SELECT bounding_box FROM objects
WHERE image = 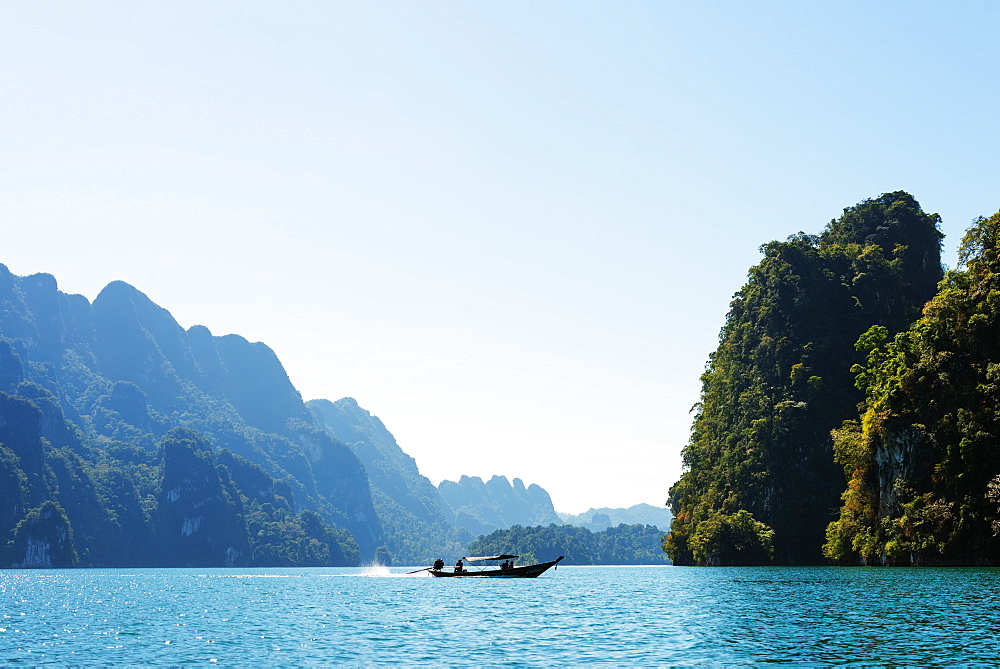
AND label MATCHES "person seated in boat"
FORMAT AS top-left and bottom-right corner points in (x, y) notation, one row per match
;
(454, 559), (464, 573)
(501, 560), (510, 570)
(433, 558), (445, 571)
